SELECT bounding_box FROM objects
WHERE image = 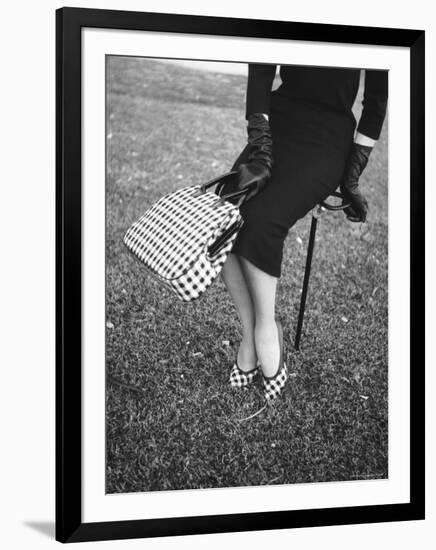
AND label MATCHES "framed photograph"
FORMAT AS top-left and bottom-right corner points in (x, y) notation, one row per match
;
(56, 6), (425, 543)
